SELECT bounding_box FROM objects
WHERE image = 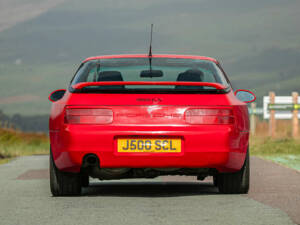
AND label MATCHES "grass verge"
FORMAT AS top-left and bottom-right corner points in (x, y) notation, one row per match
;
(250, 136), (300, 171)
(0, 128), (49, 164)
